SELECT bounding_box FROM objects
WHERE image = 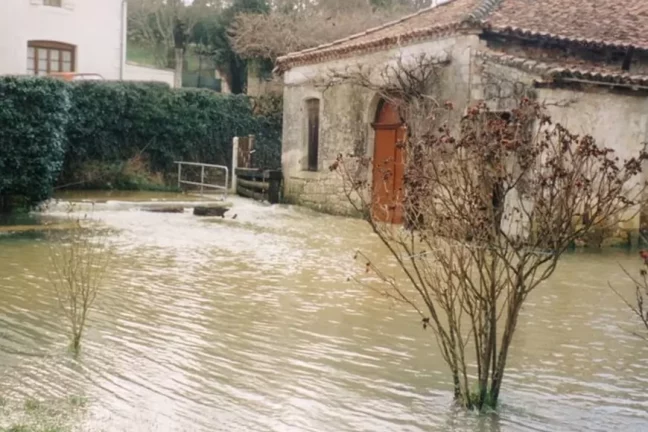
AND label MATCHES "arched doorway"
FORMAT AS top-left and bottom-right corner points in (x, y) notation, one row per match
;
(372, 100), (405, 224)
